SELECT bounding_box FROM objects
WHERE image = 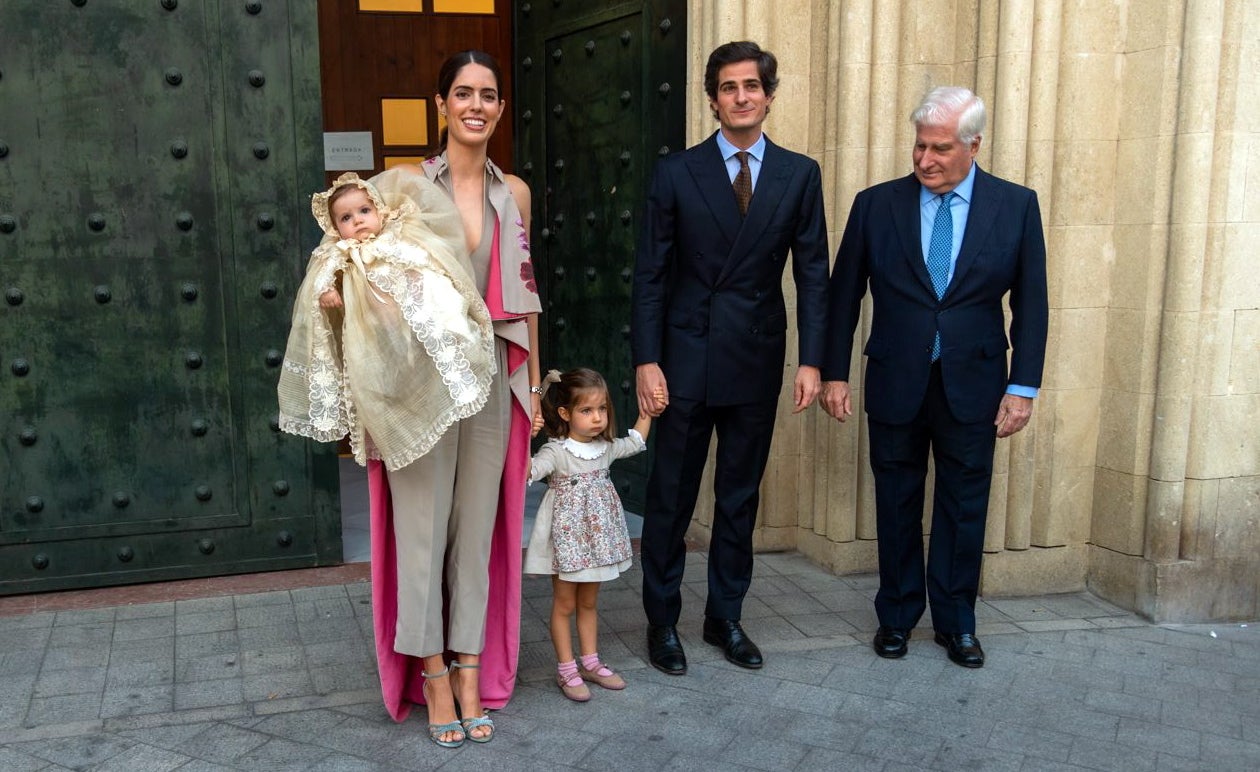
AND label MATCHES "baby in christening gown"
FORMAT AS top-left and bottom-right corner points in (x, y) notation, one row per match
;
(277, 170), (496, 470)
